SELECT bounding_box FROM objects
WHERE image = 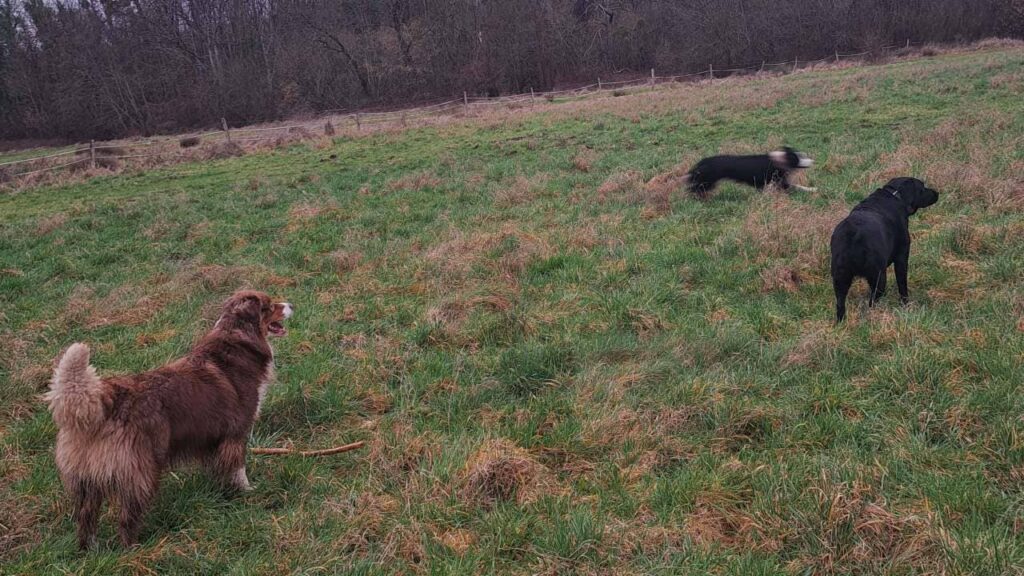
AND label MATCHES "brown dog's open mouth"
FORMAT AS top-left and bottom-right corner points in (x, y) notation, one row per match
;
(268, 322), (287, 337)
